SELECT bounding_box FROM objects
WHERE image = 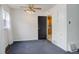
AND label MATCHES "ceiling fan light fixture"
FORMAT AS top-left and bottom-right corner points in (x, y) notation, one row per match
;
(22, 4), (42, 14)
(26, 10), (34, 14)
